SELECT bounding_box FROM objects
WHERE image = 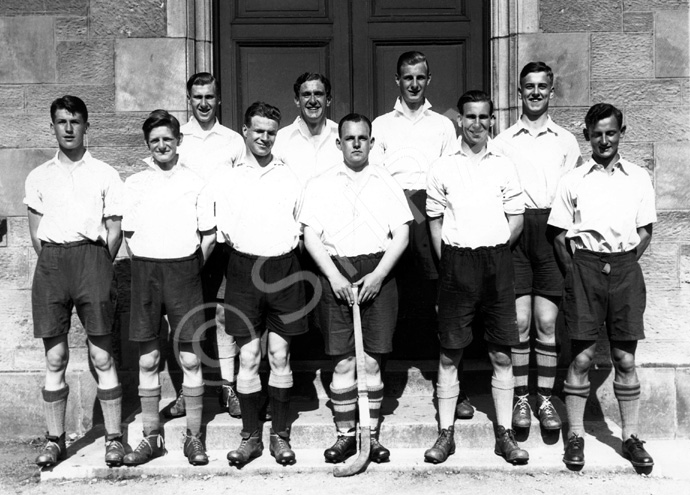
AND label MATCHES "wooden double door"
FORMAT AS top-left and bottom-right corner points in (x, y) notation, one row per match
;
(216, 0), (488, 131)
(216, 0), (488, 358)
